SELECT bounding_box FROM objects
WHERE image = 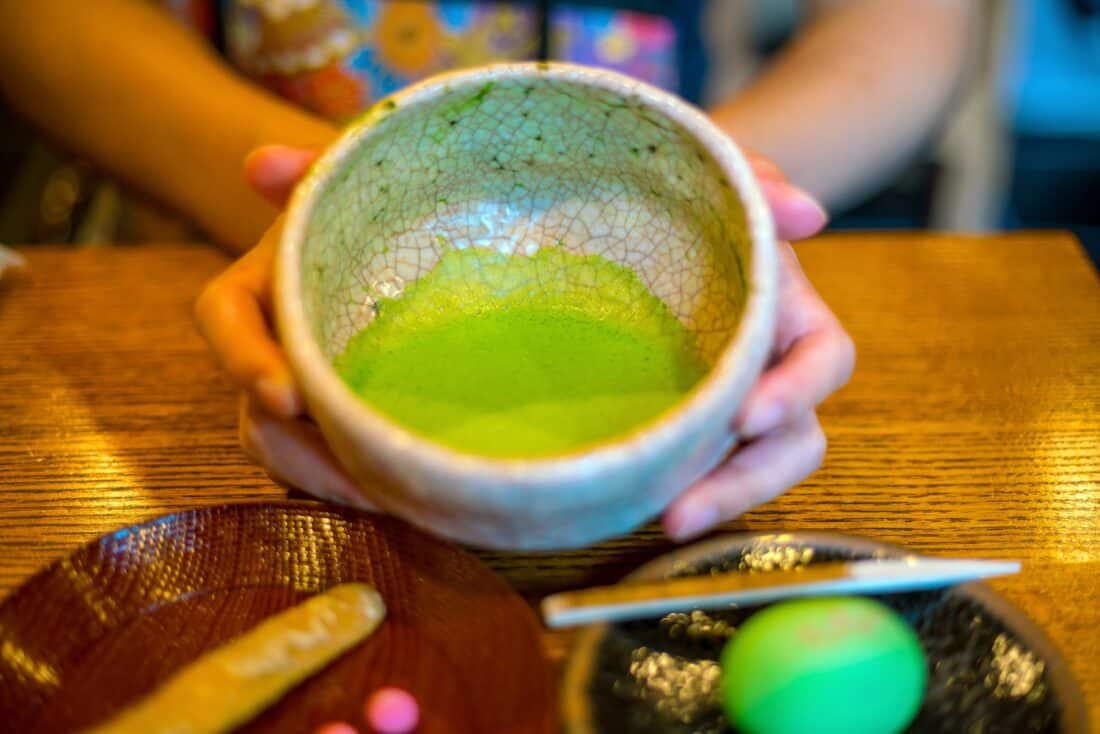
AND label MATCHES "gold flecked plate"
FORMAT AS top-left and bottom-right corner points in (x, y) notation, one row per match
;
(0, 501), (555, 733)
